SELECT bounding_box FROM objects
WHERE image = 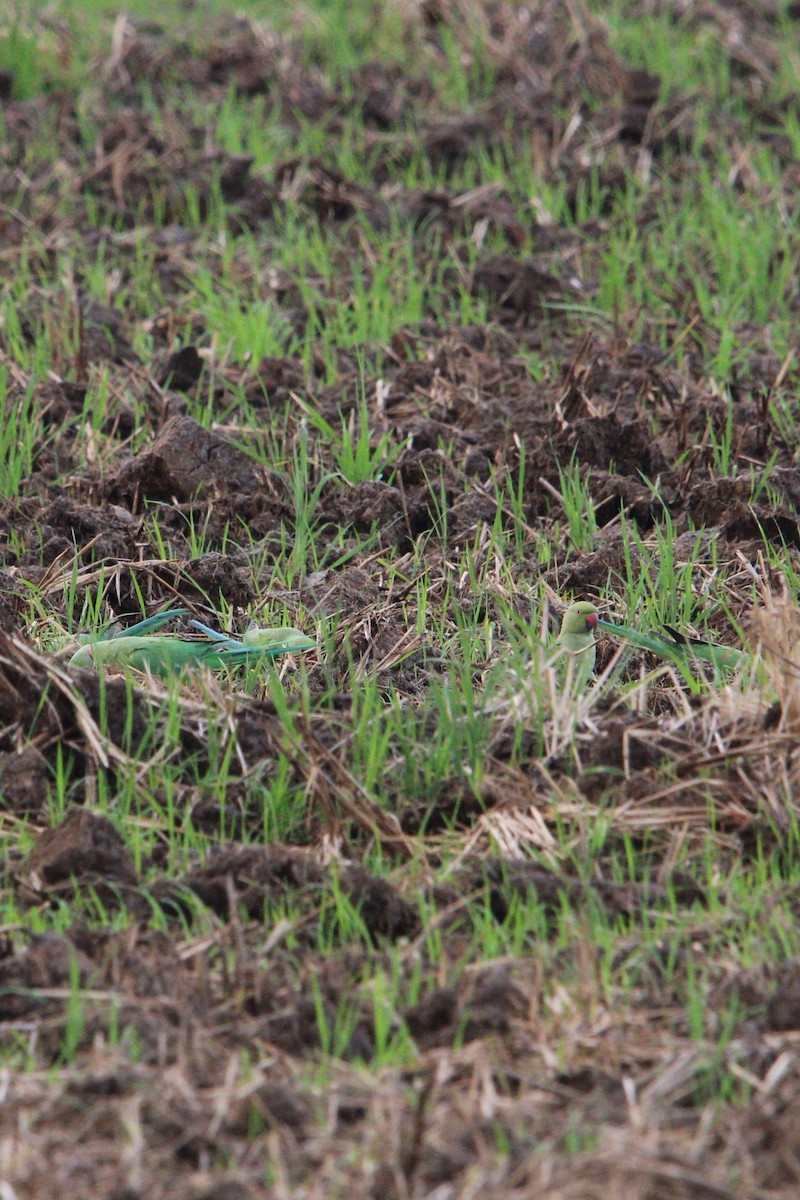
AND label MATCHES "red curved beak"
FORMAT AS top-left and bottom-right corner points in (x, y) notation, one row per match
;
(585, 612), (599, 629)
